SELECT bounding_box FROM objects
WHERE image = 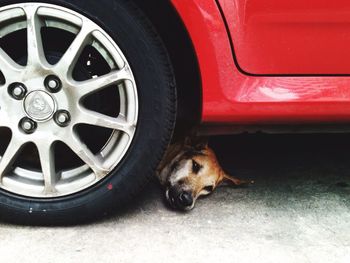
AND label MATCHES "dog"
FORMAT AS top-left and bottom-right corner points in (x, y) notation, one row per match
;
(157, 137), (253, 211)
